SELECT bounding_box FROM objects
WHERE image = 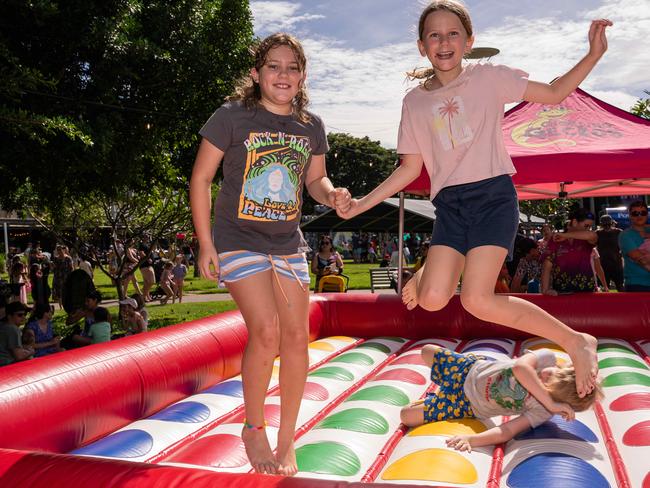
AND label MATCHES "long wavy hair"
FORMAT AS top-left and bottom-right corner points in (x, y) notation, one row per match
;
(228, 33), (311, 123)
(408, 1), (474, 86)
